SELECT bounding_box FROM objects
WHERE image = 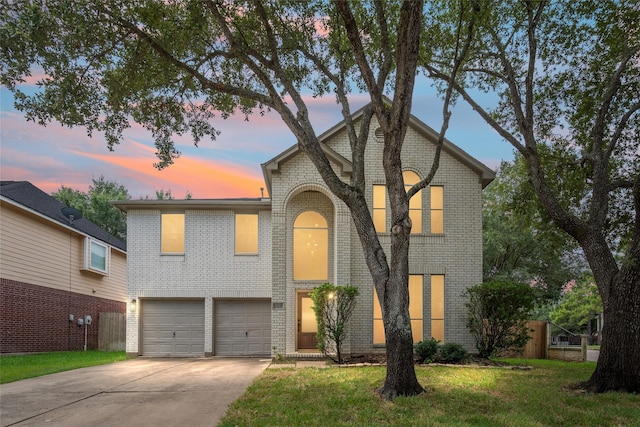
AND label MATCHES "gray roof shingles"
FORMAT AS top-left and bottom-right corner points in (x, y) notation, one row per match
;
(0, 181), (126, 252)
